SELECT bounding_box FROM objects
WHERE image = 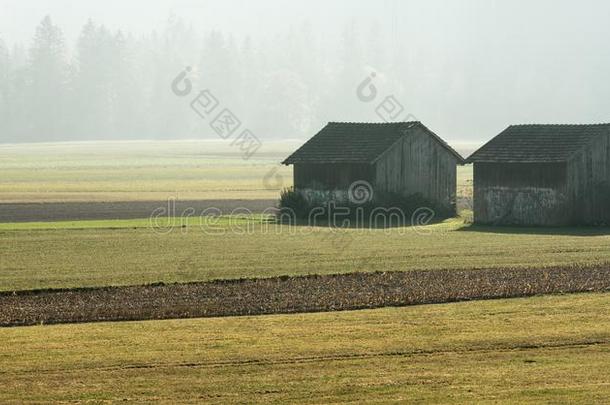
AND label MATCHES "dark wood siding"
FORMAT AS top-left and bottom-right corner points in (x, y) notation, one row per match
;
(566, 133), (610, 224)
(374, 126), (458, 211)
(294, 163), (375, 190)
(473, 162), (570, 225)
